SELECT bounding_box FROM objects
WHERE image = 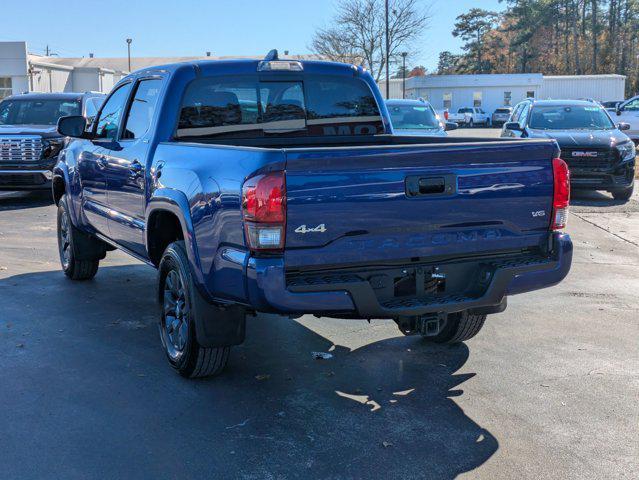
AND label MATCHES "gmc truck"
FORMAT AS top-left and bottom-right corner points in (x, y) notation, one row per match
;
(0, 92), (104, 190)
(53, 51), (573, 378)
